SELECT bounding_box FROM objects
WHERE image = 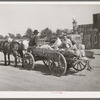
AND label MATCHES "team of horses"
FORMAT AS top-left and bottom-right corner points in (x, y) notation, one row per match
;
(0, 38), (27, 67)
